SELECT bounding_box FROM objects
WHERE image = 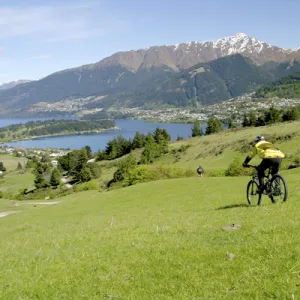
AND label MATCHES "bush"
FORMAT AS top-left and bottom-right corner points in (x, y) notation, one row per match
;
(87, 162), (102, 179)
(0, 191), (3, 198)
(287, 152), (300, 169)
(74, 180), (101, 193)
(235, 139), (253, 153)
(208, 170), (225, 177)
(123, 165), (194, 186)
(225, 156), (253, 177)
